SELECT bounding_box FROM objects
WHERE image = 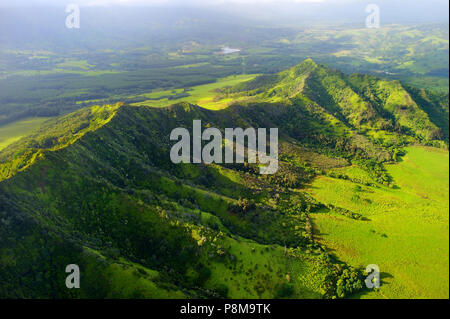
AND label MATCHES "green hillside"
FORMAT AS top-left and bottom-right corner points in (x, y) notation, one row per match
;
(221, 59), (447, 145)
(310, 146), (449, 298)
(0, 60), (448, 298)
(0, 117), (51, 151)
